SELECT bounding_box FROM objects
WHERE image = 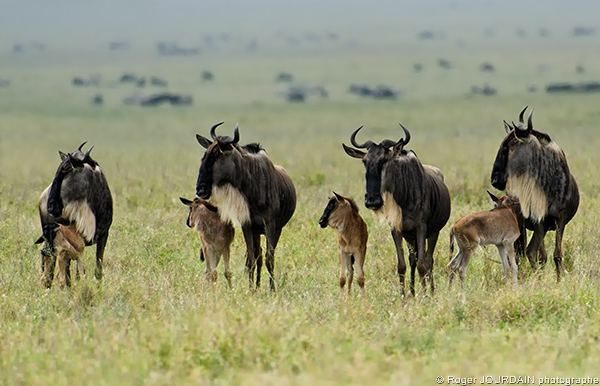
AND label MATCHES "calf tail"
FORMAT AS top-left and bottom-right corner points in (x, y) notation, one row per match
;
(448, 231), (463, 272)
(449, 229), (454, 260)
